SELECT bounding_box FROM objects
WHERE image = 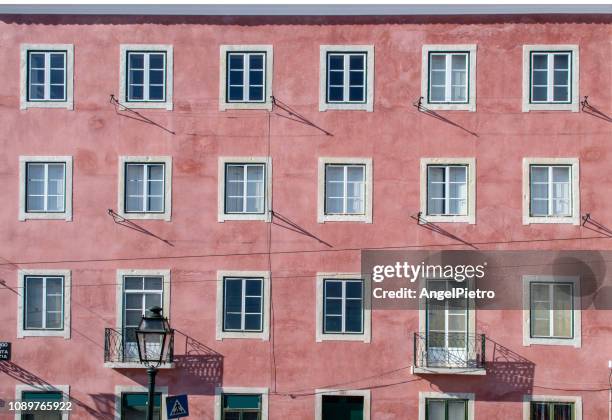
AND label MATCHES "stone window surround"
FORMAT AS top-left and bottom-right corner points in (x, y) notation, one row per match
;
(314, 389), (371, 420)
(419, 157), (476, 224)
(107, 269), (172, 369)
(319, 45), (375, 112)
(522, 157), (580, 225)
(421, 44), (477, 112)
(317, 157), (373, 223)
(219, 44), (274, 111)
(15, 384), (70, 420)
(522, 44), (579, 112)
(522, 395), (582, 420)
(19, 155), (73, 222)
(522, 275), (581, 348)
(315, 272), (371, 343)
(20, 43), (74, 110)
(214, 386), (269, 420)
(418, 391), (475, 420)
(216, 270), (271, 341)
(217, 156), (273, 223)
(119, 44), (174, 110)
(114, 385), (169, 420)
(17, 269), (71, 339)
(117, 156), (173, 221)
